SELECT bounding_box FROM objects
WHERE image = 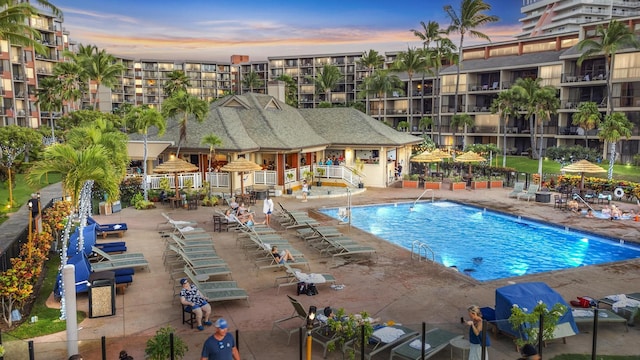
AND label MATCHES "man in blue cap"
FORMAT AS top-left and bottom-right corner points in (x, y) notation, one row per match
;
(201, 318), (240, 360)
